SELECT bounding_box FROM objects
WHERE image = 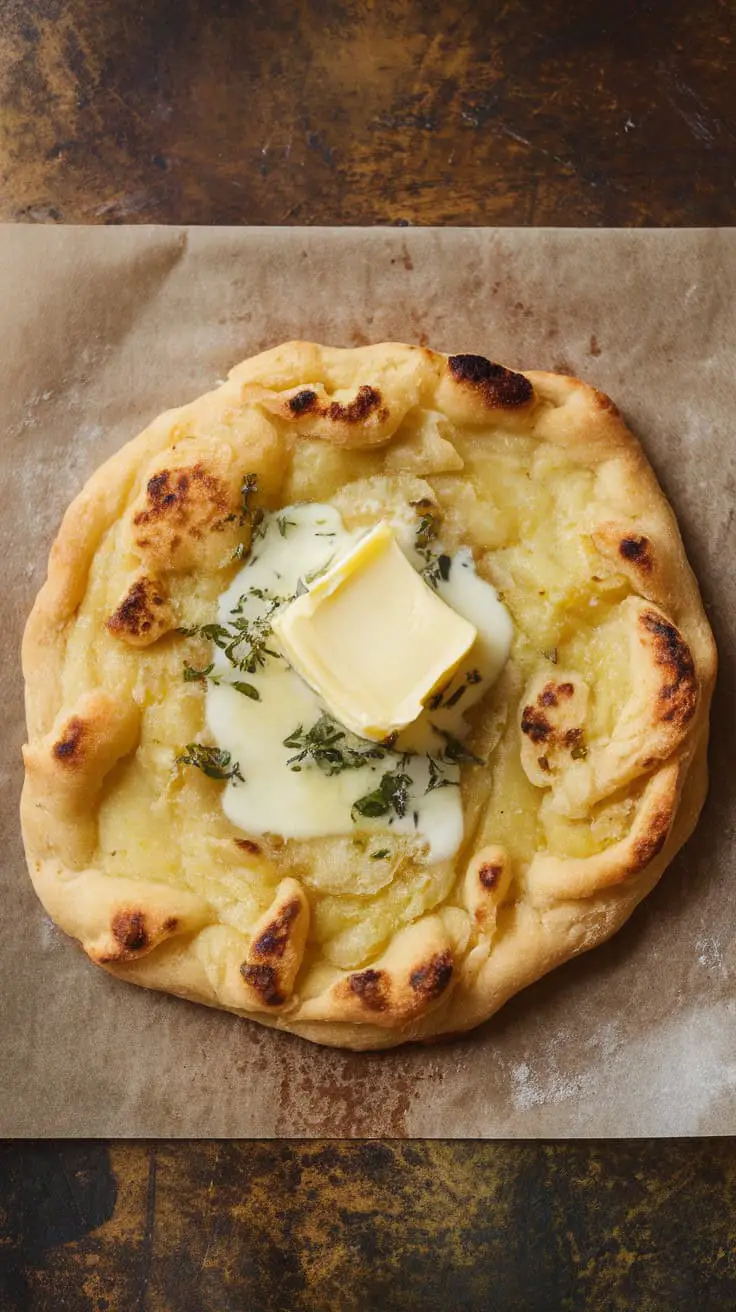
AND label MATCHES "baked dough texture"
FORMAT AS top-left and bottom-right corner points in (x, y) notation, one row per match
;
(21, 342), (716, 1050)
